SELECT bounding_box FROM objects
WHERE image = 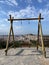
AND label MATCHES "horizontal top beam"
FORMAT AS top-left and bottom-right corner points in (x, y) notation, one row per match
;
(8, 18), (44, 21)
